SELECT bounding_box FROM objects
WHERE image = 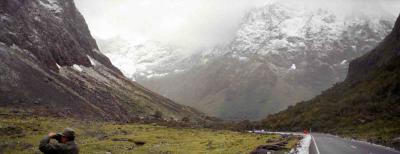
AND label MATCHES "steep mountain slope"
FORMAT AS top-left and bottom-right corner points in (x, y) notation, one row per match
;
(263, 14), (400, 148)
(124, 3), (395, 120)
(0, 0), (205, 122)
